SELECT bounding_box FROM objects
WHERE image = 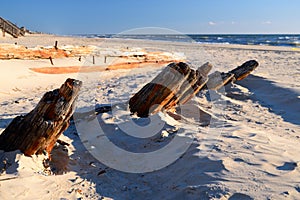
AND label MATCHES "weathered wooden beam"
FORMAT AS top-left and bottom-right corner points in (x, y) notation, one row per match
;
(164, 62), (212, 109)
(203, 60), (259, 90)
(229, 60), (259, 81)
(0, 79), (82, 156)
(129, 60), (258, 118)
(129, 62), (211, 117)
